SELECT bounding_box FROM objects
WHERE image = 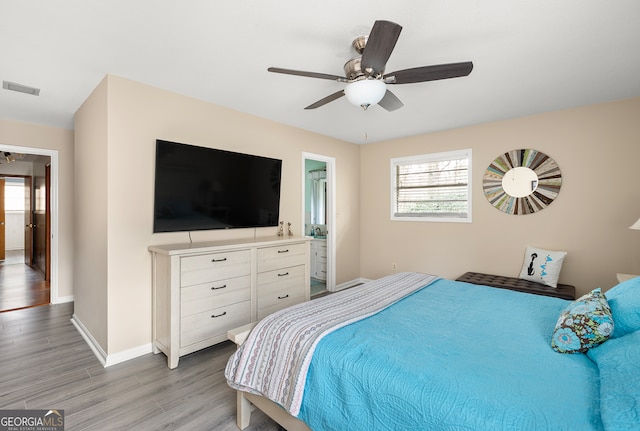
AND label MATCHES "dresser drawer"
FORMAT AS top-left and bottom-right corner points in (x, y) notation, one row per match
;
(258, 297), (306, 320)
(181, 300), (251, 348)
(257, 242), (307, 273)
(257, 264), (306, 313)
(181, 249), (251, 287)
(181, 275), (251, 316)
(151, 237), (310, 368)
